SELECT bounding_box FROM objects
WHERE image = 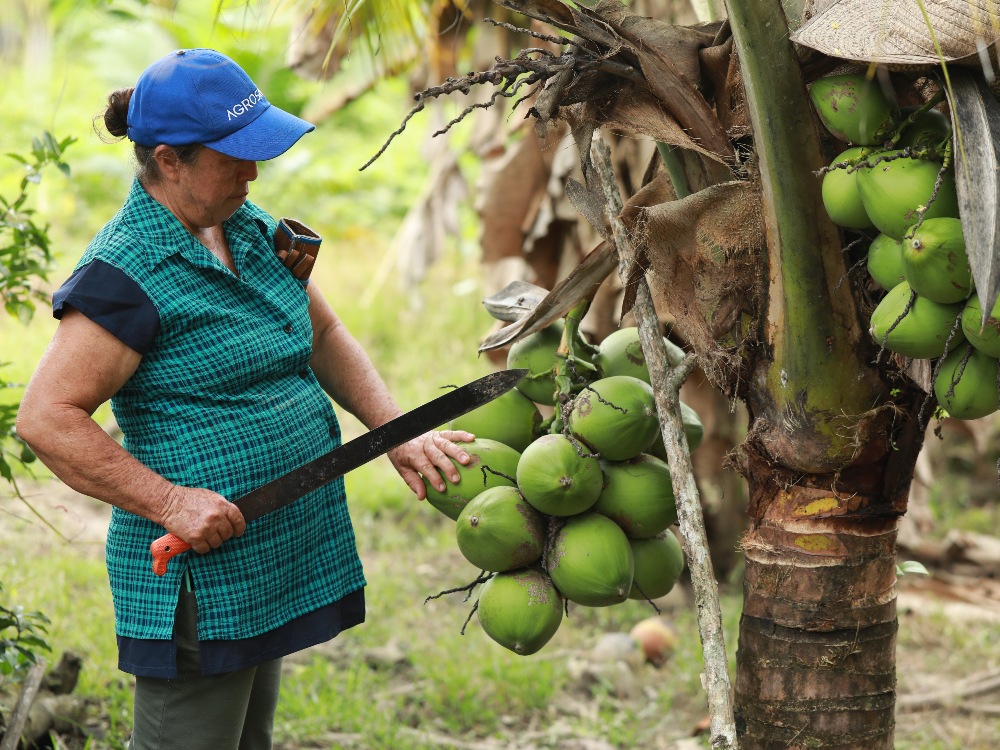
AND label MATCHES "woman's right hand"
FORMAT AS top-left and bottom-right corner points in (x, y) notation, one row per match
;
(160, 486), (247, 554)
